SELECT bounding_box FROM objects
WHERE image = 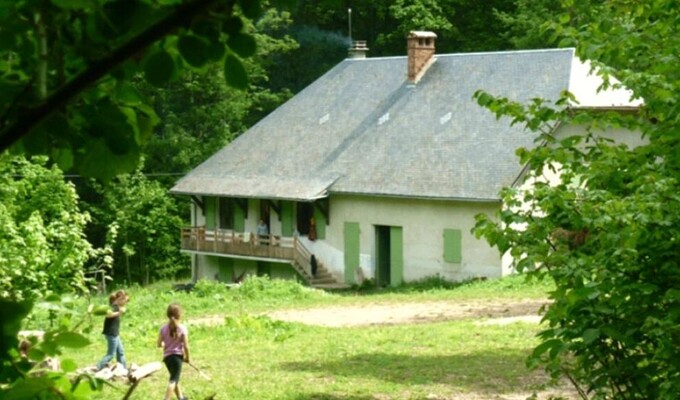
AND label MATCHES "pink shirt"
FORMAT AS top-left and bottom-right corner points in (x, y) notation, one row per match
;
(159, 323), (188, 358)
